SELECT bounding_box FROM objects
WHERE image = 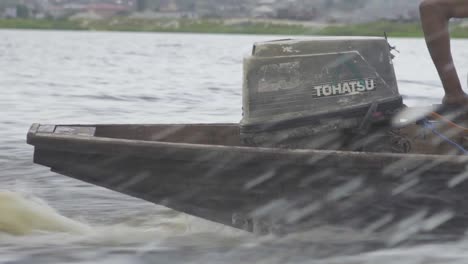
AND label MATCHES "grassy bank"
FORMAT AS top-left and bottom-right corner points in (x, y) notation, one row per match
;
(0, 18), (82, 30)
(1, 18), (468, 38)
